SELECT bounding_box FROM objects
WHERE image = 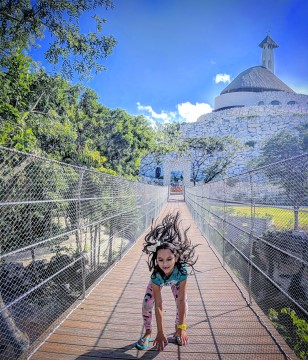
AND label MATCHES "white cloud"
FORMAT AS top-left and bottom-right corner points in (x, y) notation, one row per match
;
(136, 101), (212, 125)
(215, 73), (231, 84)
(137, 102), (177, 125)
(137, 102), (169, 122)
(177, 102), (213, 123)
